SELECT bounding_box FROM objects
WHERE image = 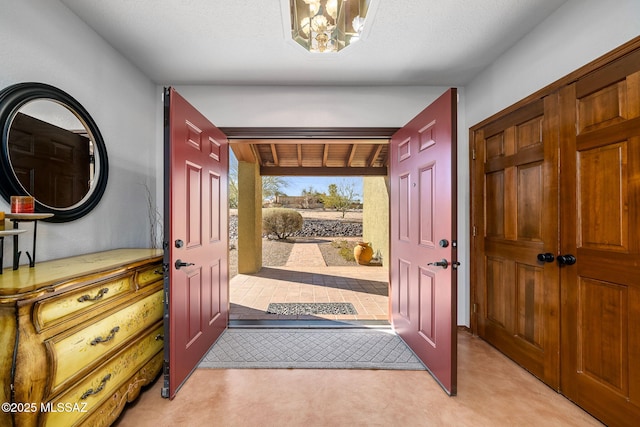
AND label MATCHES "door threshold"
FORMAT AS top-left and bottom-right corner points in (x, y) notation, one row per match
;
(228, 319), (392, 329)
